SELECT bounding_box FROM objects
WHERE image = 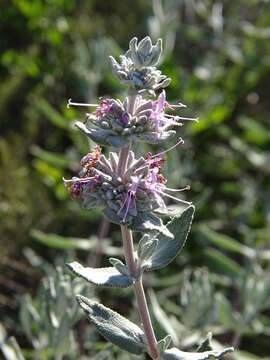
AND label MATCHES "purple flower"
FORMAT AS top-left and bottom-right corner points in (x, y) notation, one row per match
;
(96, 98), (114, 118)
(150, 91), (177, 132)
(121, 112), (130, 124)
(118, 176), (140, 222)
